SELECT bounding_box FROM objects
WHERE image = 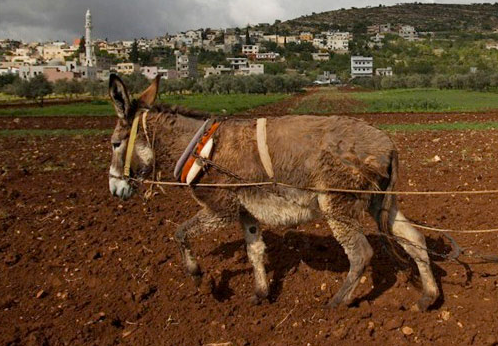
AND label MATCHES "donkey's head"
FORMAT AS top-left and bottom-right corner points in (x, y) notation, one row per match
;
(108, 74), (159, 200)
